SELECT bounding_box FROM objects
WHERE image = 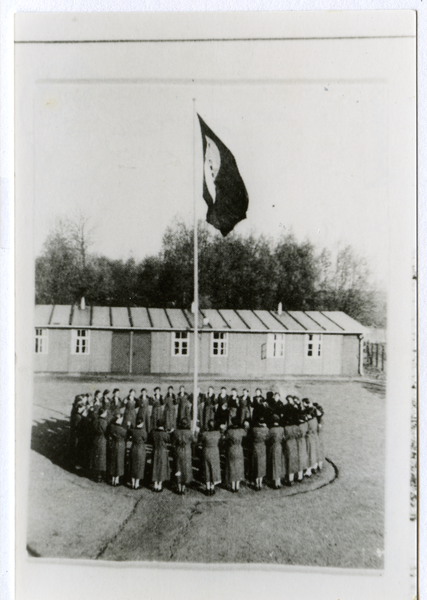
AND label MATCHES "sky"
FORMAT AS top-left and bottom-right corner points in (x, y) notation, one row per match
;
(33, 43), (389, 286)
